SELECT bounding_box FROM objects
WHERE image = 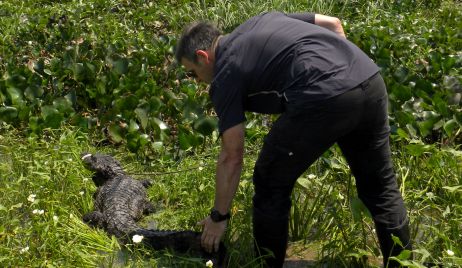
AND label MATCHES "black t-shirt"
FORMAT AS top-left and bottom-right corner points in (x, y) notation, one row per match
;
(210, 12), (379, 134)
